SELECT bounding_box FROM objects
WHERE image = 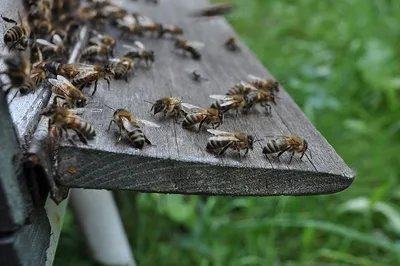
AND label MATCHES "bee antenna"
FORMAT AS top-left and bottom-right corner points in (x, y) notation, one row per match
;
(104, 104), (116, 111)
(253, 138), (264, 143)
(143, 100), (154, 105)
